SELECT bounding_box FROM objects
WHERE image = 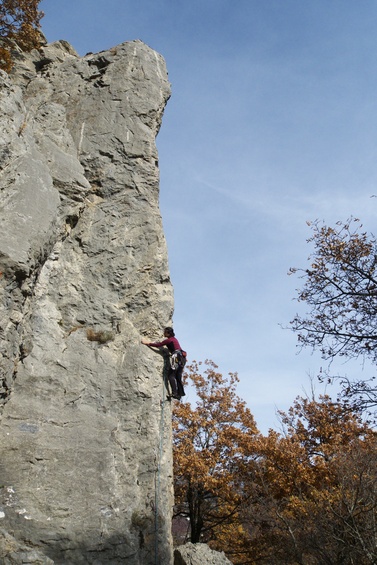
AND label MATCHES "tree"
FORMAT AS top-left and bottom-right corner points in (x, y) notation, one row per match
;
(172, 359), (259, 557)
(172, 361), (377, 564)
(289, 218), (377, 415)
(245, 395), (377, 564)
(0, 0), (43, 72)
(290, 218), (377, 364)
